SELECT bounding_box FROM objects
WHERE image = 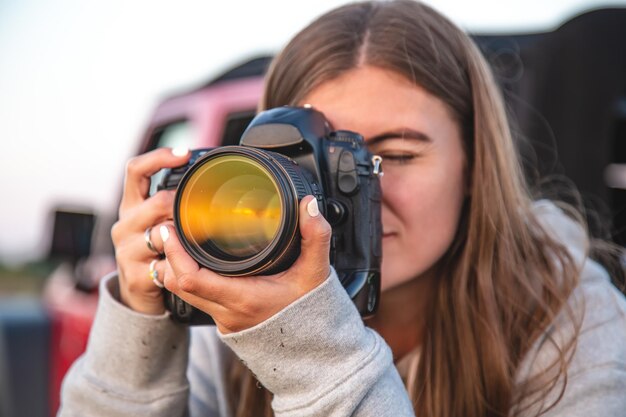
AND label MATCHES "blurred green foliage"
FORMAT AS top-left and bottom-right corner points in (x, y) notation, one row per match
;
(0, 261), (57, 295)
